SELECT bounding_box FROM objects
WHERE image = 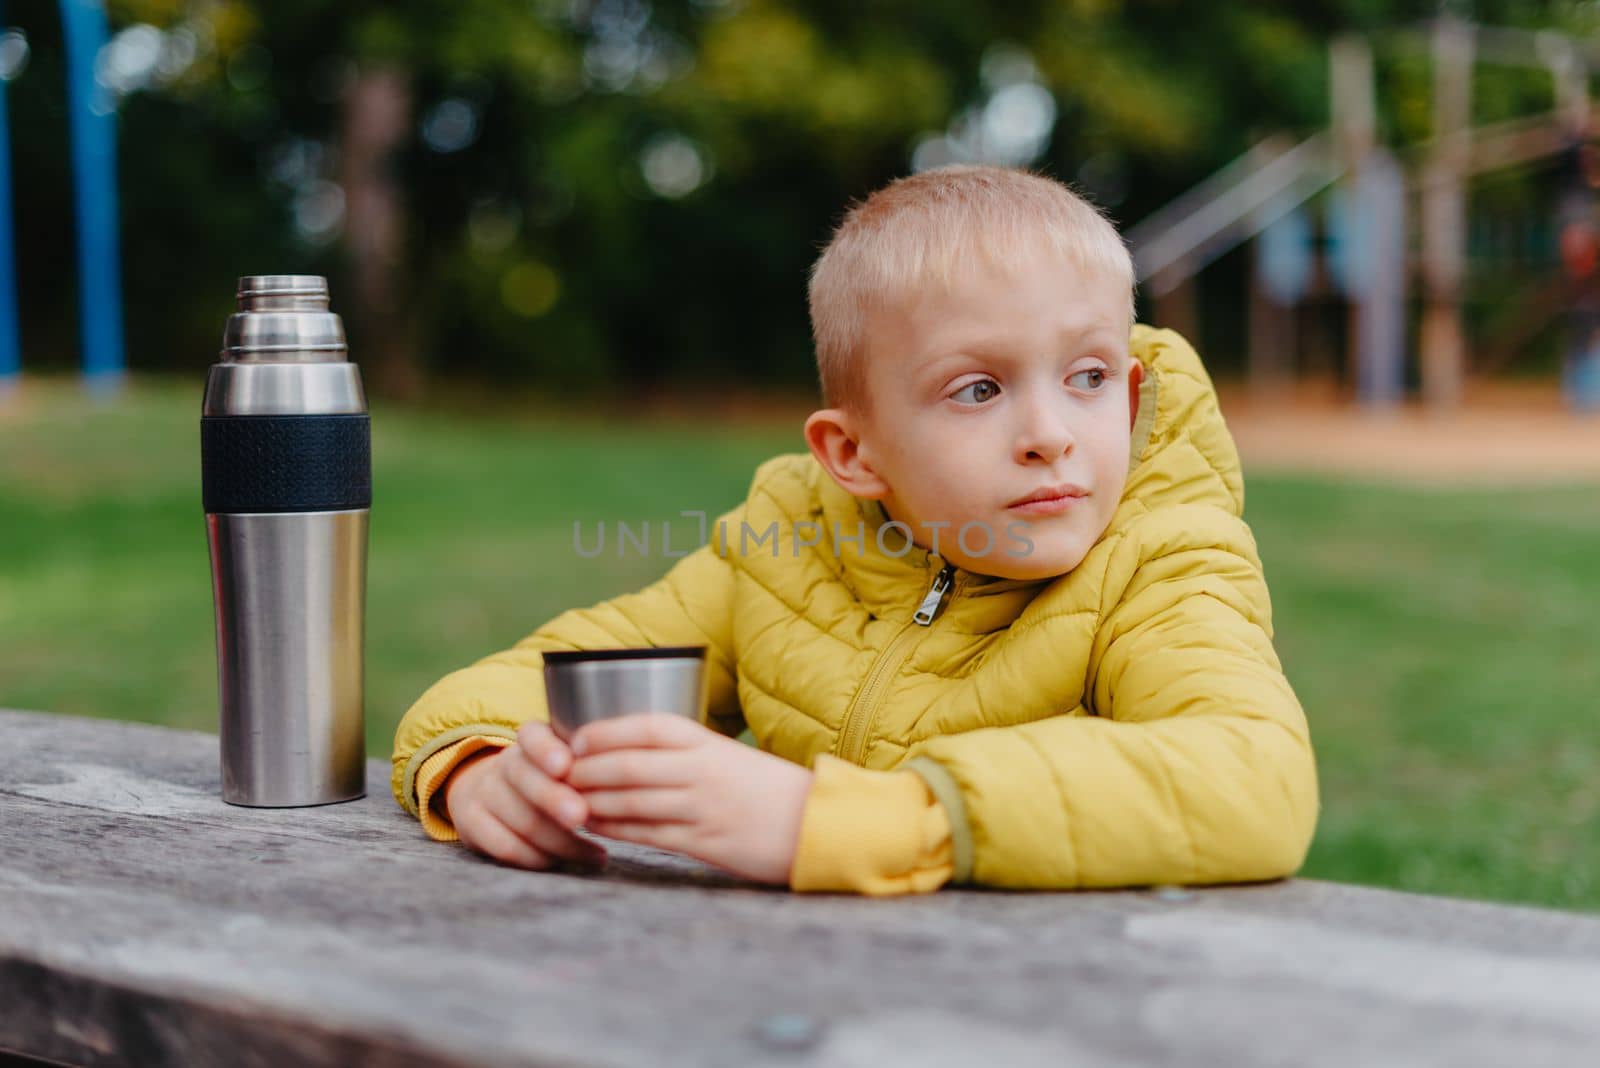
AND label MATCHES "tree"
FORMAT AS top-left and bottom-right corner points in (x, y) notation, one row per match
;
(4, 1), (1591, 396)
